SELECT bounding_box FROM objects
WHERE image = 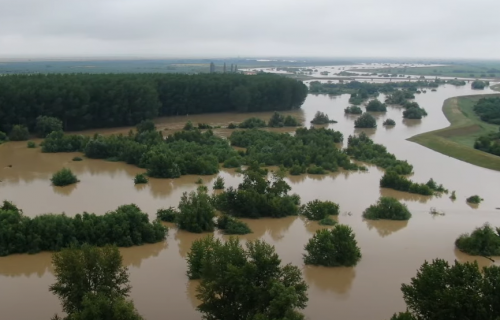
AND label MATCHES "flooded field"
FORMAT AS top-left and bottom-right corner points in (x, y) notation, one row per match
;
(1, 82), (500, 320)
